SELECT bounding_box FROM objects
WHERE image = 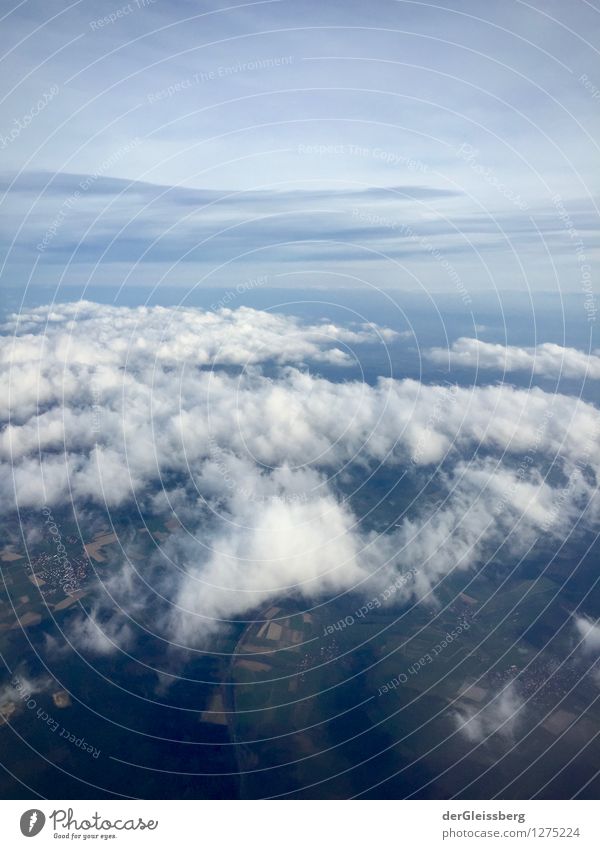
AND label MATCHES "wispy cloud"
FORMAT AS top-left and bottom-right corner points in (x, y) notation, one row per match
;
(1, 1), (599, 290)
(427, 338), (600, 379)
